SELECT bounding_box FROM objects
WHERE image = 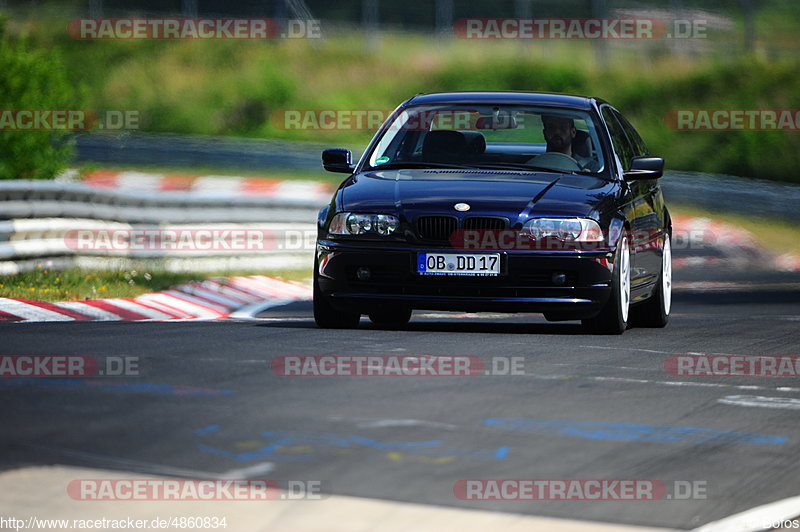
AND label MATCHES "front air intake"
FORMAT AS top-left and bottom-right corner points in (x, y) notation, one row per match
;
(416, 216), (458, 242)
